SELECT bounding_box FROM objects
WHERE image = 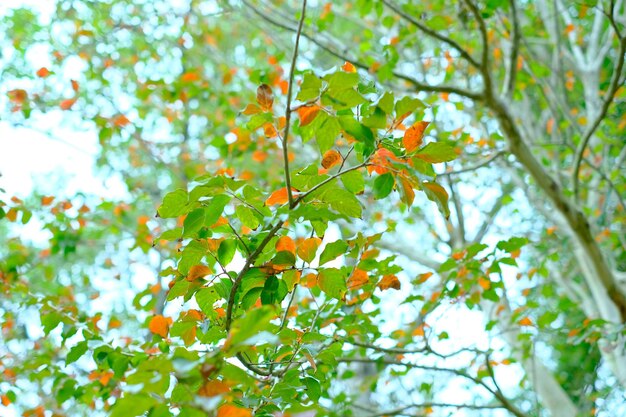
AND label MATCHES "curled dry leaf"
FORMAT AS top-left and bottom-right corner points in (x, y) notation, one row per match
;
(378, 274), (401, 291)
(256, 84), (273, 112)
(403, 121), (429, 153)
(321, 149), (342, 169)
